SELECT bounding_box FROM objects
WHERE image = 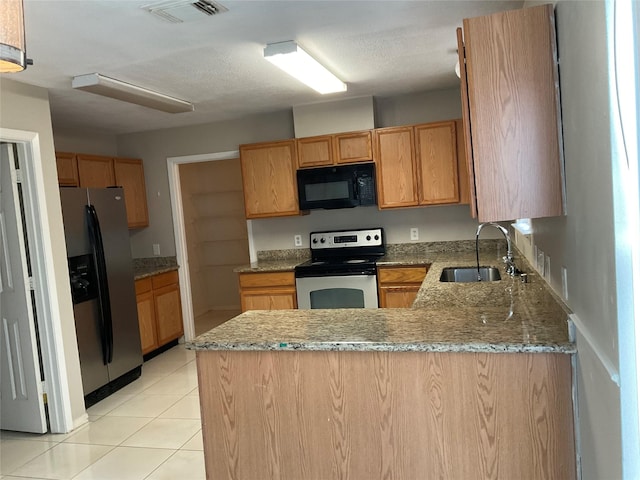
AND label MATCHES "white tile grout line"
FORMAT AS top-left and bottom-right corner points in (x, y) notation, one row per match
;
(1, 345), (204, 479)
